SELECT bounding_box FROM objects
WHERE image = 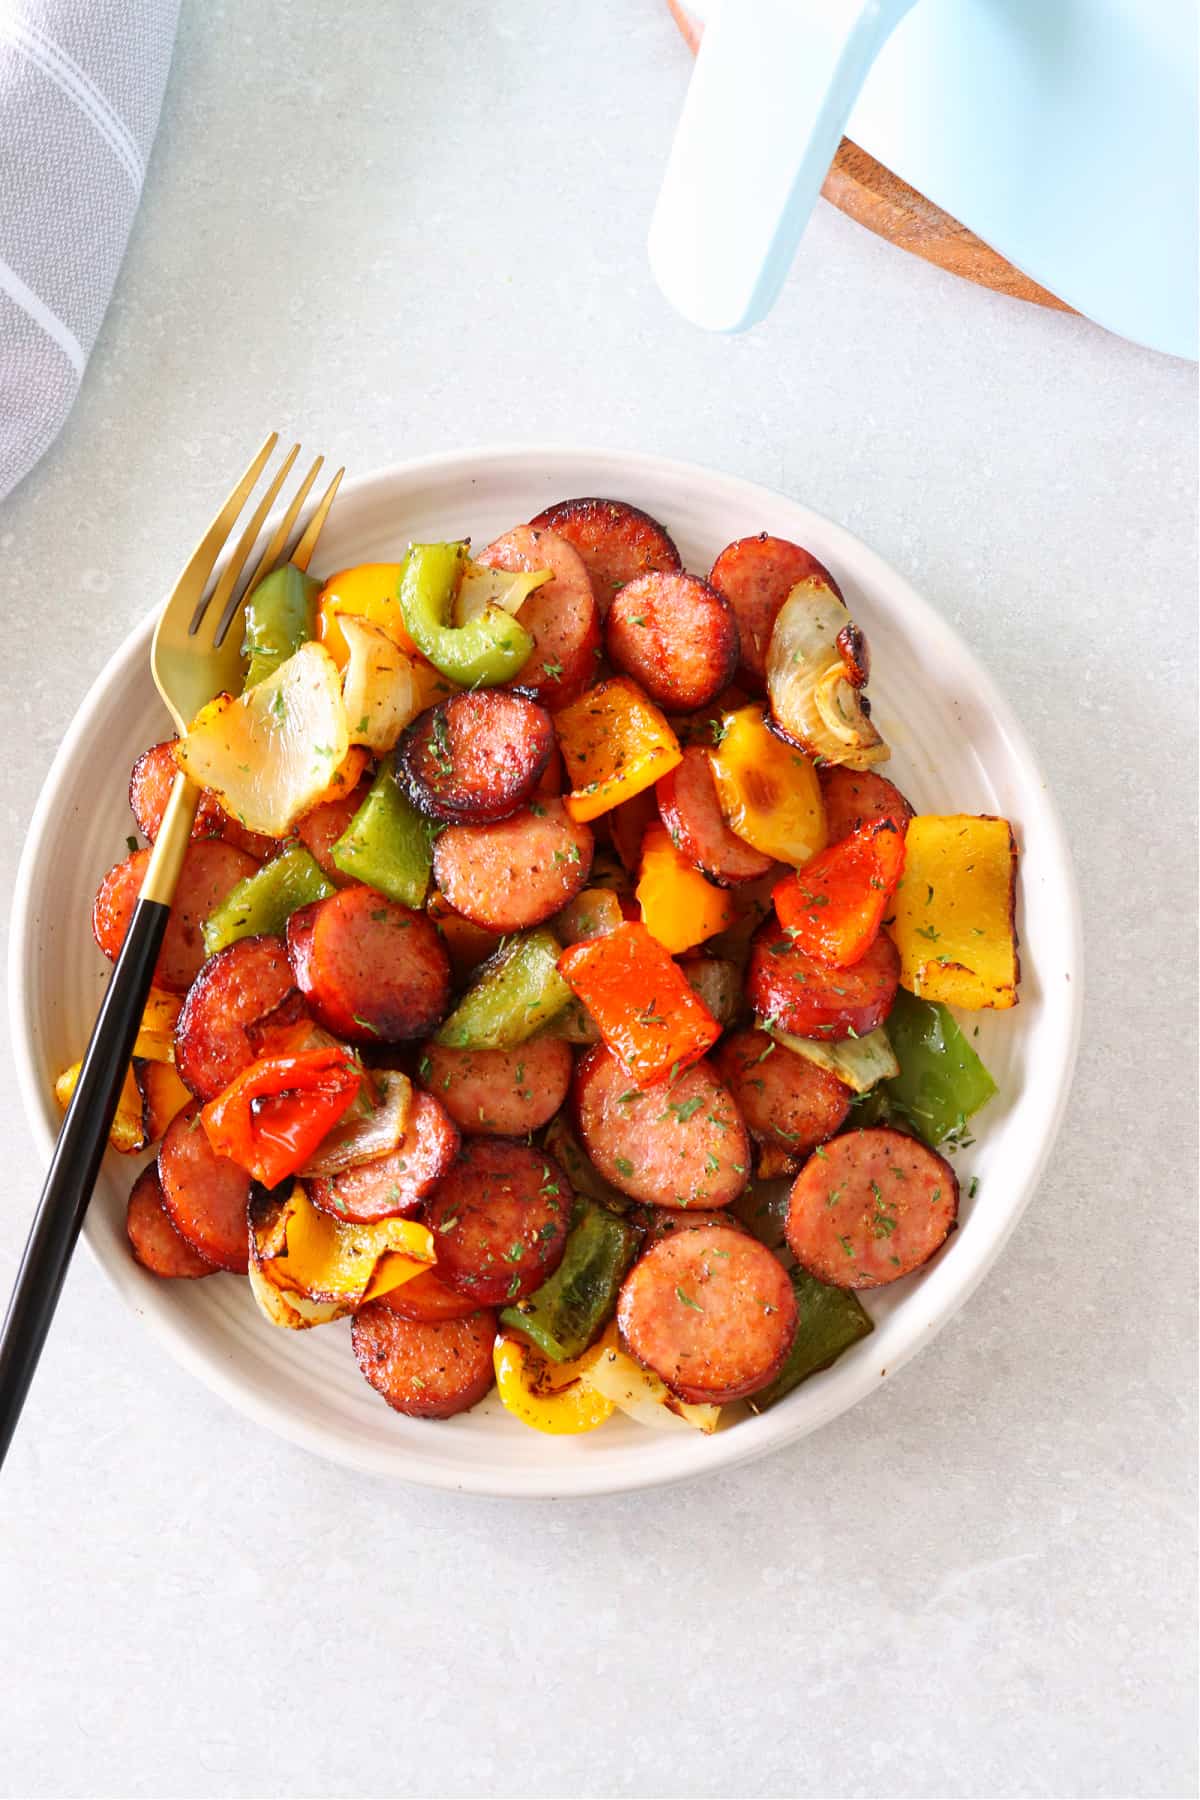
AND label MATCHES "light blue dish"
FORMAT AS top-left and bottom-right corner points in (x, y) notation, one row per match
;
(649, 0), (1198, 359)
